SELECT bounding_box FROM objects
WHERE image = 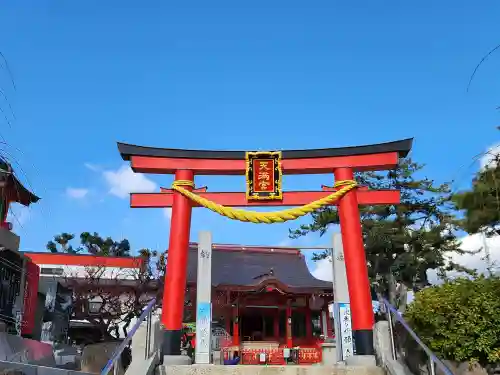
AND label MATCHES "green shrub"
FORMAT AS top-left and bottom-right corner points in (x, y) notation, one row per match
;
(405, 276), (500, 364)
